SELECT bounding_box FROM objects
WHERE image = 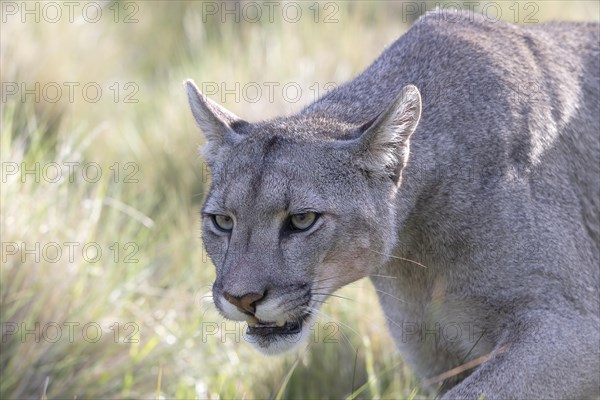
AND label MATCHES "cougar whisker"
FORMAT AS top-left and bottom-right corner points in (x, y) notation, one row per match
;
(368, 249), (429, 269)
